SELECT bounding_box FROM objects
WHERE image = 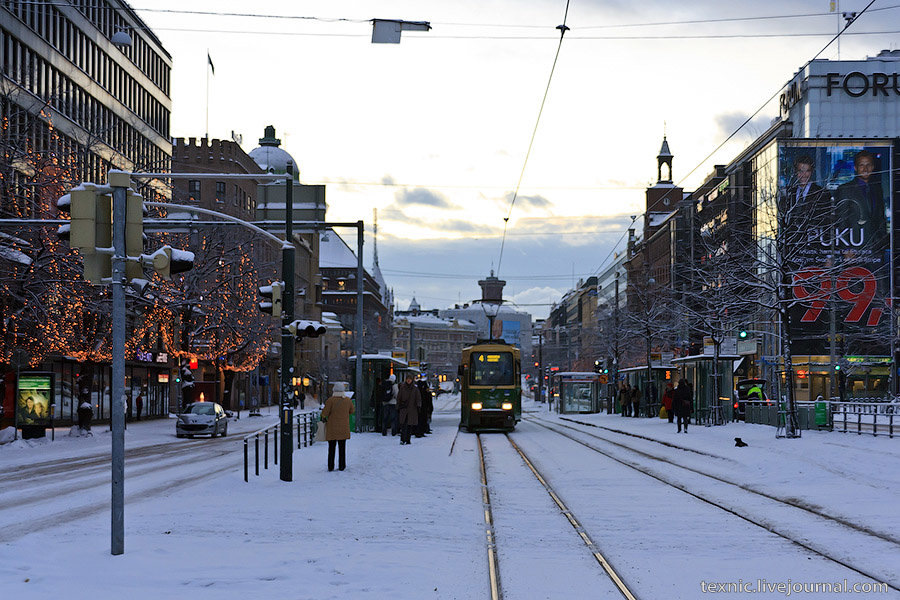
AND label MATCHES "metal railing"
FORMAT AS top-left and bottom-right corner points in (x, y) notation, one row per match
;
(243, 411), (320, 482)
(831, 401), (897, 438)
